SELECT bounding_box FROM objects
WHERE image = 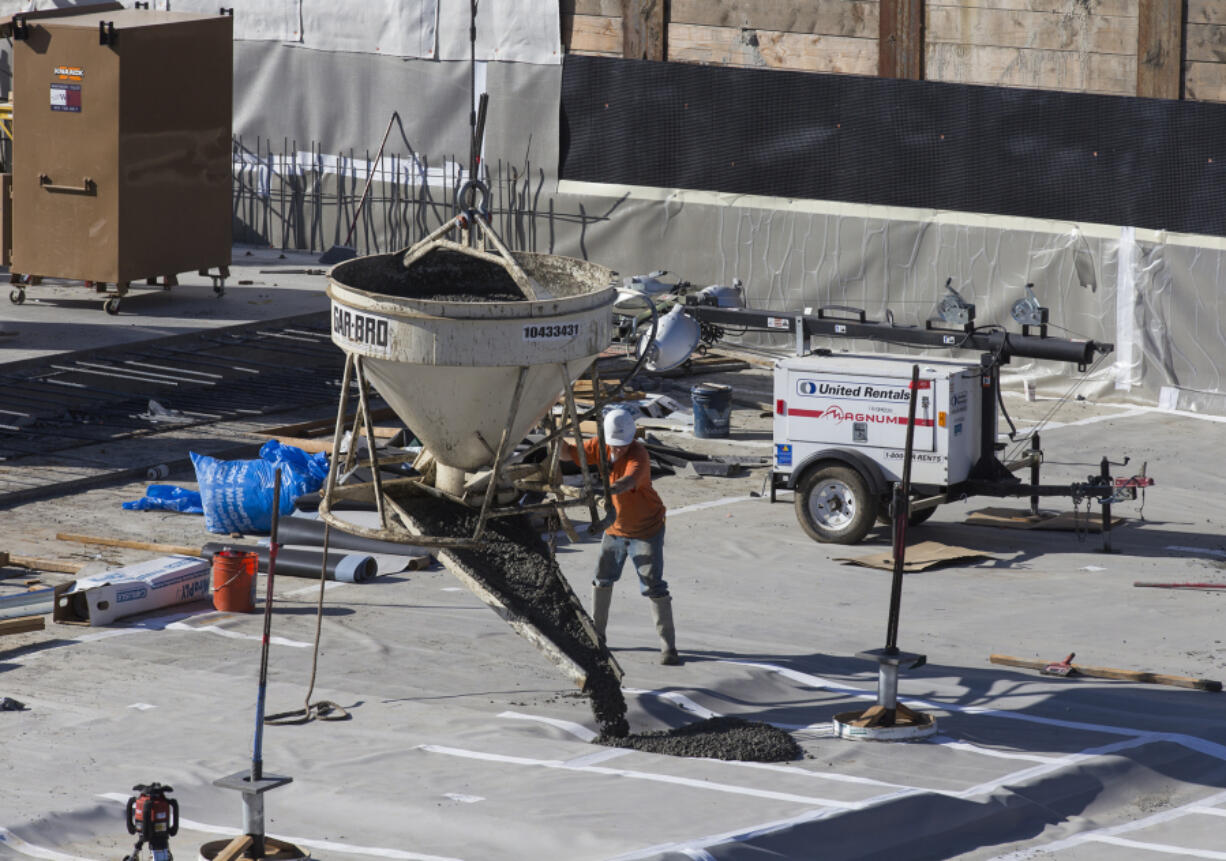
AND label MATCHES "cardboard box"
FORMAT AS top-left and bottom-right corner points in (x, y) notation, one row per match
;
(53, 555), (210, 626)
